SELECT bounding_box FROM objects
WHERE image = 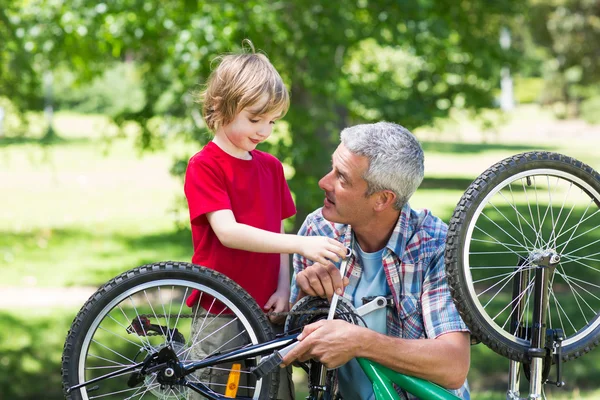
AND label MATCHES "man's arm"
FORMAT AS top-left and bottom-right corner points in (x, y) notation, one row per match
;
(285, 239), (470, 390)
(281, 320), (470, 390)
